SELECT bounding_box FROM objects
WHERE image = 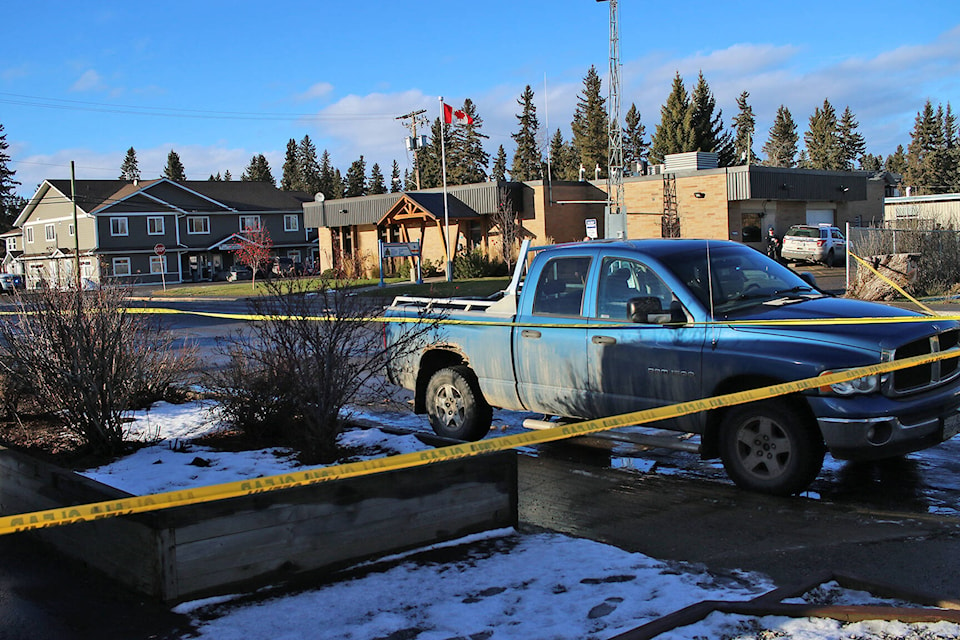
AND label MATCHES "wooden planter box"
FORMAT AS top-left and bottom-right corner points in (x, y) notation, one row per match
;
(0, 447), (517, 602)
